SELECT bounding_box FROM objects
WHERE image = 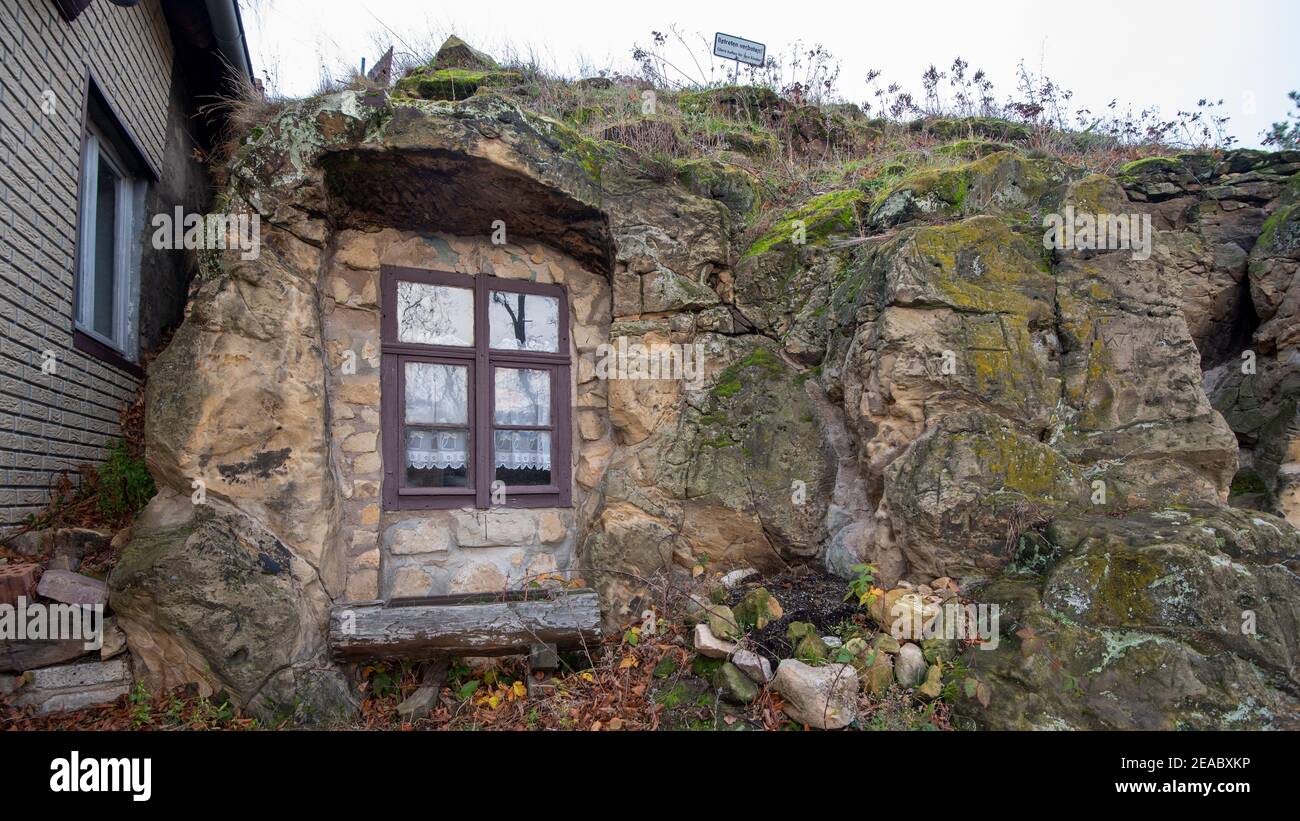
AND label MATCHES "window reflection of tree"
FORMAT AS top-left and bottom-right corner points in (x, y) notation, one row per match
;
(492, 292), (546, 421)
(491, 291), (529, 348)
(399, 283), (464, 344)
